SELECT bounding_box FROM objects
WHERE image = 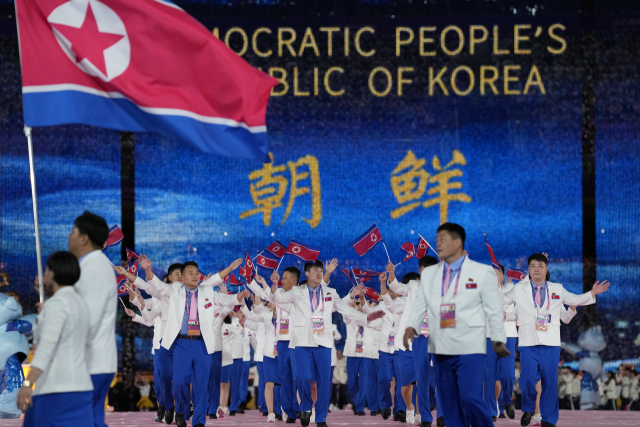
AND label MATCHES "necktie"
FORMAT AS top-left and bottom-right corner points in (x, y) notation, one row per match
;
(188, 290), (197, 322)
(443, 266), (452, 294)
(312, 289), (318, 311)
(535, 286), (542, 307)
